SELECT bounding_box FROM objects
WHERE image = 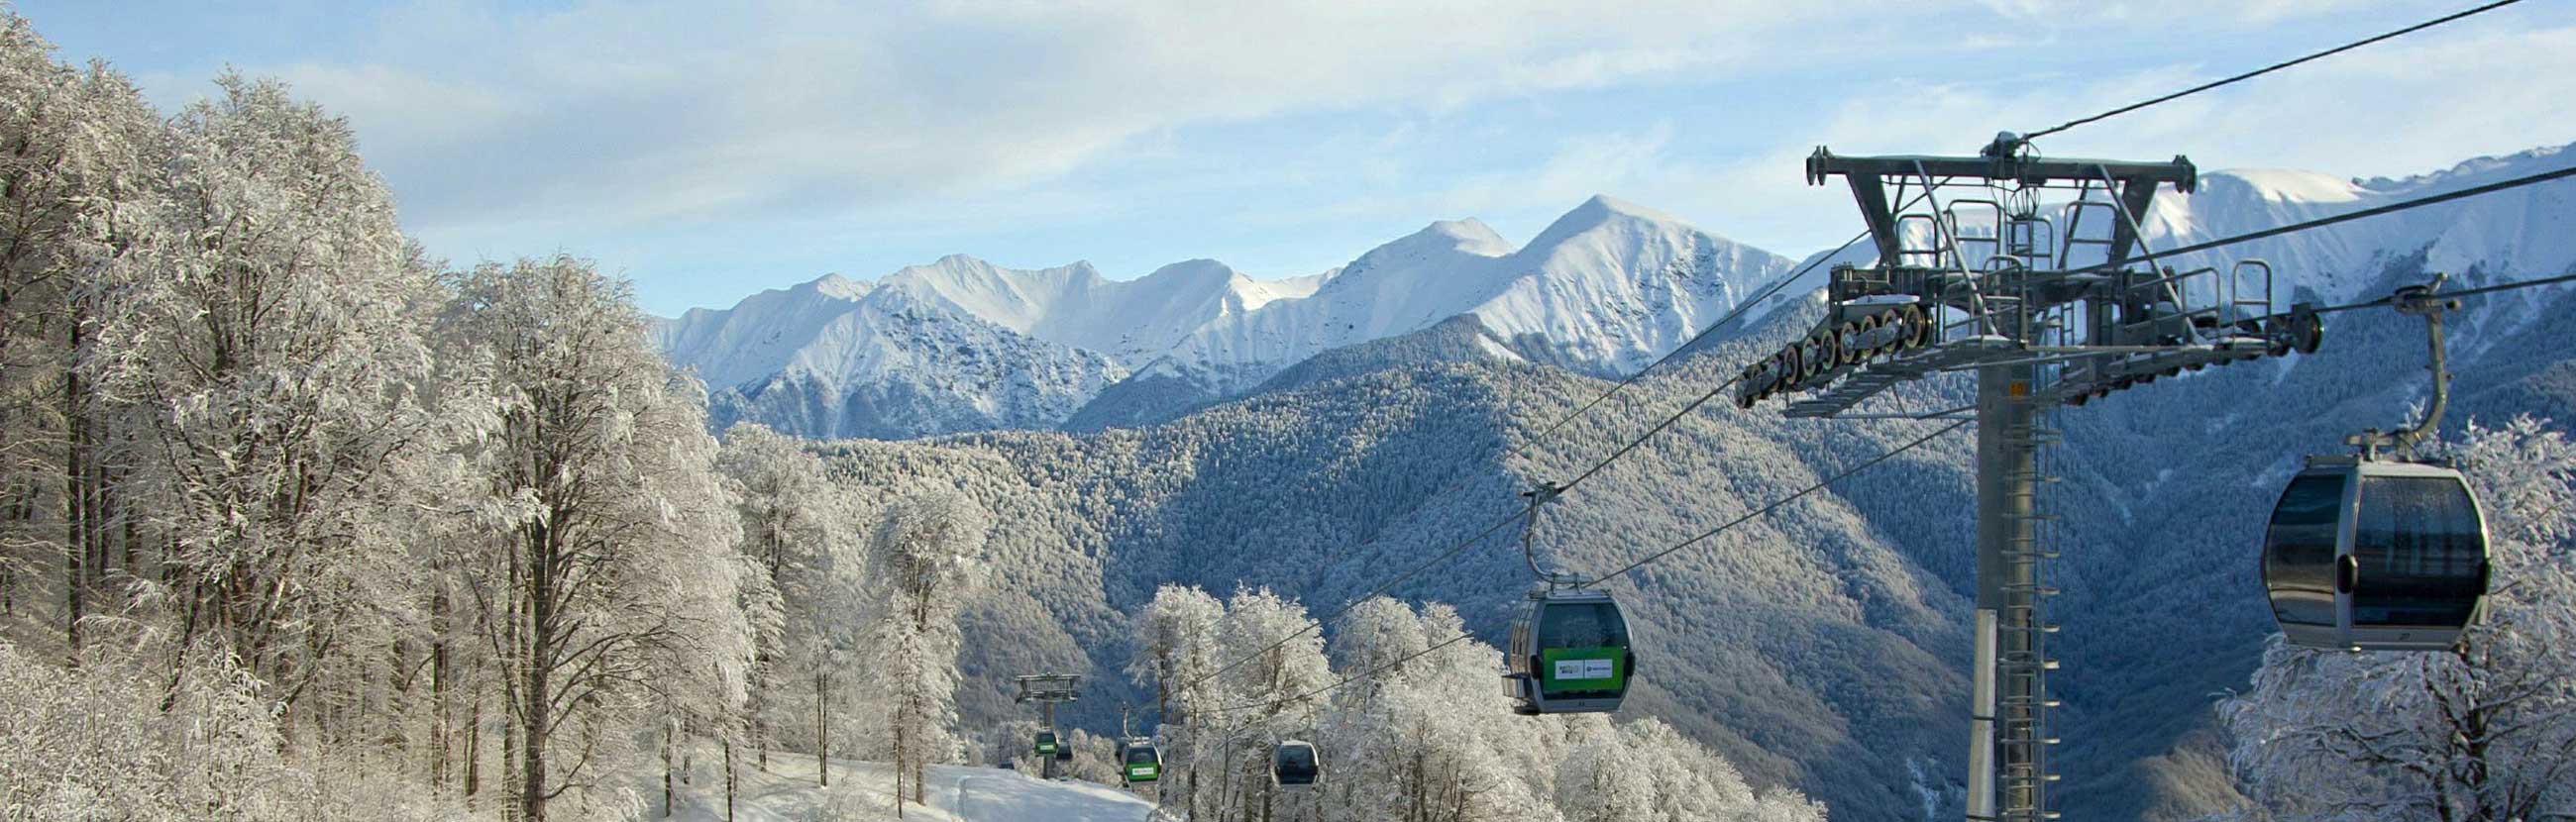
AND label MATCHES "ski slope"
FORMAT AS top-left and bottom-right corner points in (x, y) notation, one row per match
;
(655, 752), (1157, 822)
